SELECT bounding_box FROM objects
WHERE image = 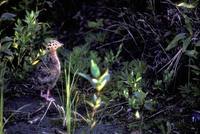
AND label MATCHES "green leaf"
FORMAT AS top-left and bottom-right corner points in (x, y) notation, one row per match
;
(128, 97), (137, 109)
(195, 41), (200, 47)
(98, 69), (110, 82)
(144, 100), (155, 111)
(166, 33), (186, 51)
(87, 19), (103, 29)
(191, 70), (200, 76)
(177, 2), (196, 9)
(96, 69), (110, 91)
(91, 78), (98, 85)
(135, 72), (142, 82)
(86, 100), (94, 108)
(123, 89), (129, 98)
(0, 0), (8, 6)
(134, 90), (147, 104)
(135, 110), (140, 119)
(183, 14), (193, 35)
(187, 65), (200, 71)
(182, 37), (191, 51)
(94, 97), (101, 109)
(78, 72), (92, 83)
(96, 79), (107, 92)
(185, 50), (198, 59)
(91, 59), (100, 78)
(93, 94), (98, 101)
